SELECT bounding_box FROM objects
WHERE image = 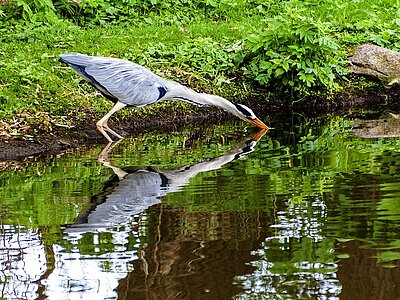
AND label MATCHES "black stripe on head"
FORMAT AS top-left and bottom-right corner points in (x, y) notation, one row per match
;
(234, 103), (255, 119)
(234, 145), (253, 160)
